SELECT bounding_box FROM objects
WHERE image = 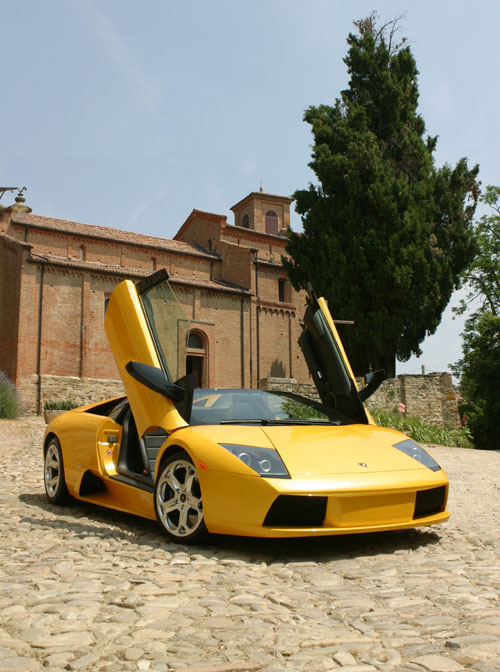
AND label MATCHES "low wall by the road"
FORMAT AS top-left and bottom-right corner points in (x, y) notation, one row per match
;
(18, 370), (460, 428)
(18, 374), (125, 414)
(260, 372), (460, 428)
